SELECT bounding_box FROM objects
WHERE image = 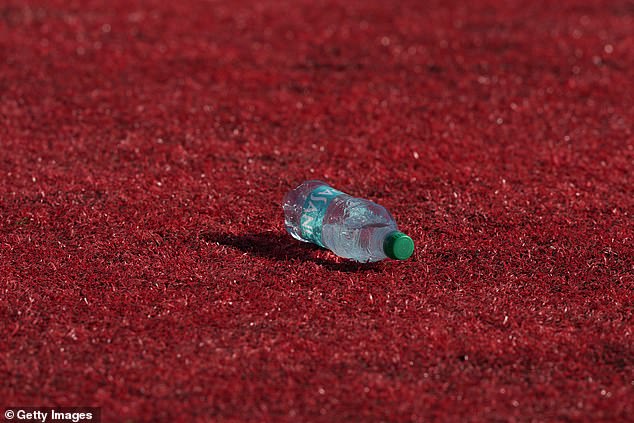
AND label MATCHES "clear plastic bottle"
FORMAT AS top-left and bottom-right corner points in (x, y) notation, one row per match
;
(283, 180), (414, 262)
